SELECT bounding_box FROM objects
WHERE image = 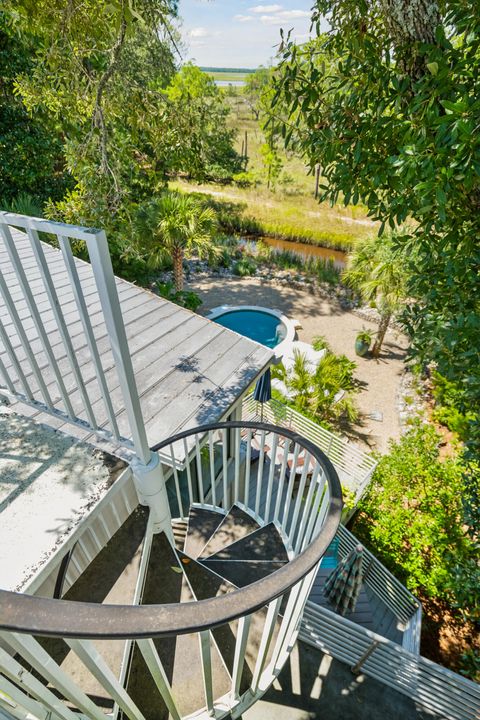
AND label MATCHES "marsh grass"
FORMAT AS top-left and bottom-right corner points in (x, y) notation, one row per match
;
(255, 243), (341, 284)
(171, 180), (369, 251)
